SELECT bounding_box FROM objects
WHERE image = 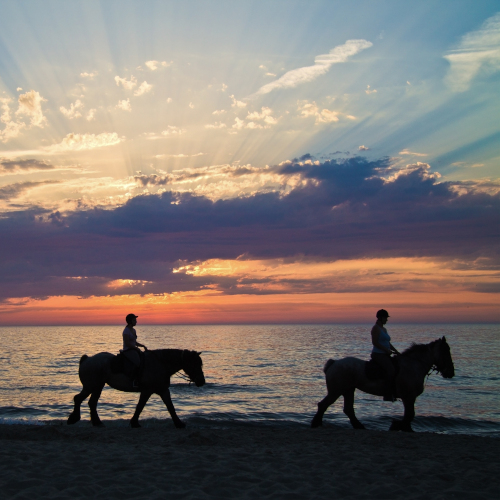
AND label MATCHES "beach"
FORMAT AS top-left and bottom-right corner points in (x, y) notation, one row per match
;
(0, 422), (498, 499)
